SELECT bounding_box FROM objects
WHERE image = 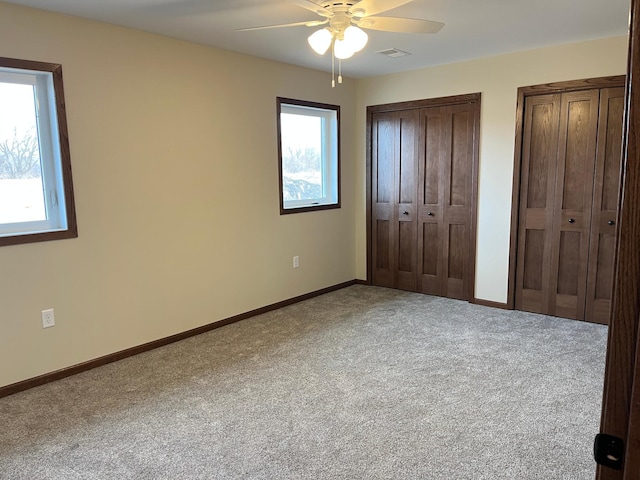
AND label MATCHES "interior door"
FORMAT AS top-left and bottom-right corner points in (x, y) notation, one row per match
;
(586, 87), (625, 324)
